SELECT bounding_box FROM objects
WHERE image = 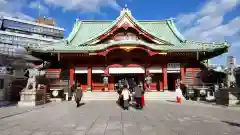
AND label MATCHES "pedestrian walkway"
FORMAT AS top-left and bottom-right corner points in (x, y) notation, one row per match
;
(0, 100), (240, 135)
(81, 91), (183, 101)
(0, 102), (59, 120)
